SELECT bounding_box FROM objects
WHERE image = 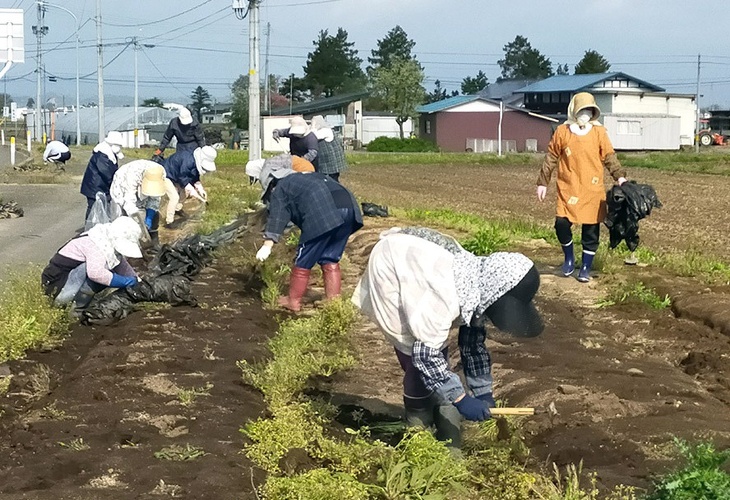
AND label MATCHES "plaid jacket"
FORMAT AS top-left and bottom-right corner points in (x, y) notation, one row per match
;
(264, 173), (362, 243)
(317, 136), (347, 175)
